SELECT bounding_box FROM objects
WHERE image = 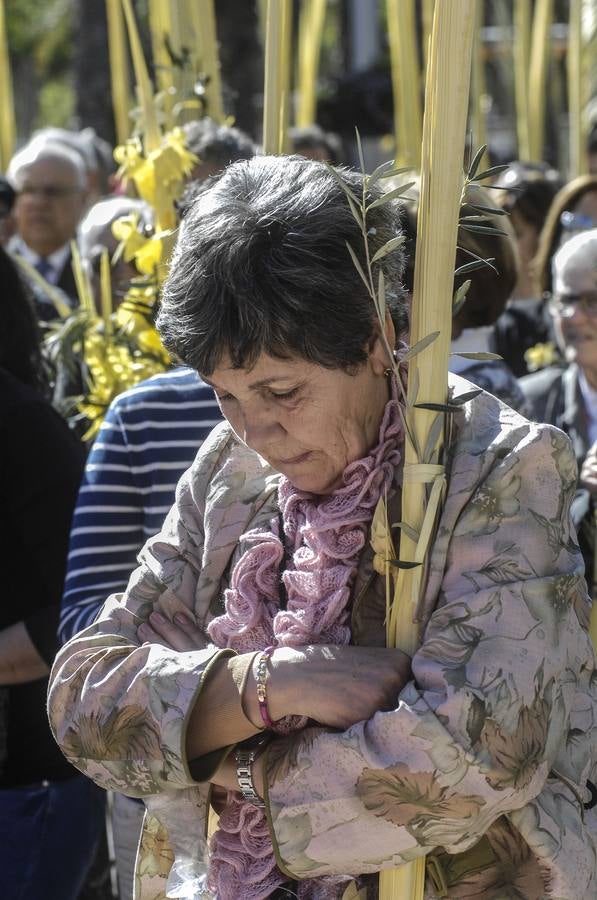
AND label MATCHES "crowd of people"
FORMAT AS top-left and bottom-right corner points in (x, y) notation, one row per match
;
(1, 113), (597, 899)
